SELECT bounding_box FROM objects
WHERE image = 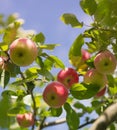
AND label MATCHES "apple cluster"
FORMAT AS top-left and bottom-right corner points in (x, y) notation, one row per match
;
(43, 68), (79, 108)
(83, 50), (117, 97)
